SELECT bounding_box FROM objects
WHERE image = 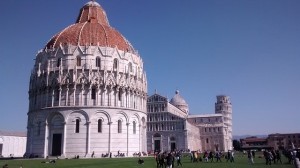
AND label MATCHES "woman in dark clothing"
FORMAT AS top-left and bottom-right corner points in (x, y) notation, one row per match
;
(166, 153), (173, 168)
